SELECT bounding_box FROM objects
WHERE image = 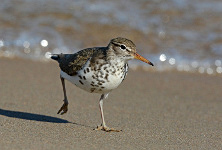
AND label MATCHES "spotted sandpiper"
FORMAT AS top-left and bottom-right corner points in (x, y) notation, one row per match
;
(51, 37), (153, 132)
